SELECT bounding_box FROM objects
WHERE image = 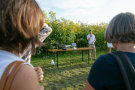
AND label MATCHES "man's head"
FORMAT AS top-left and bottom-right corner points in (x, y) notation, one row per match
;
(89, 30), (92, 34)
